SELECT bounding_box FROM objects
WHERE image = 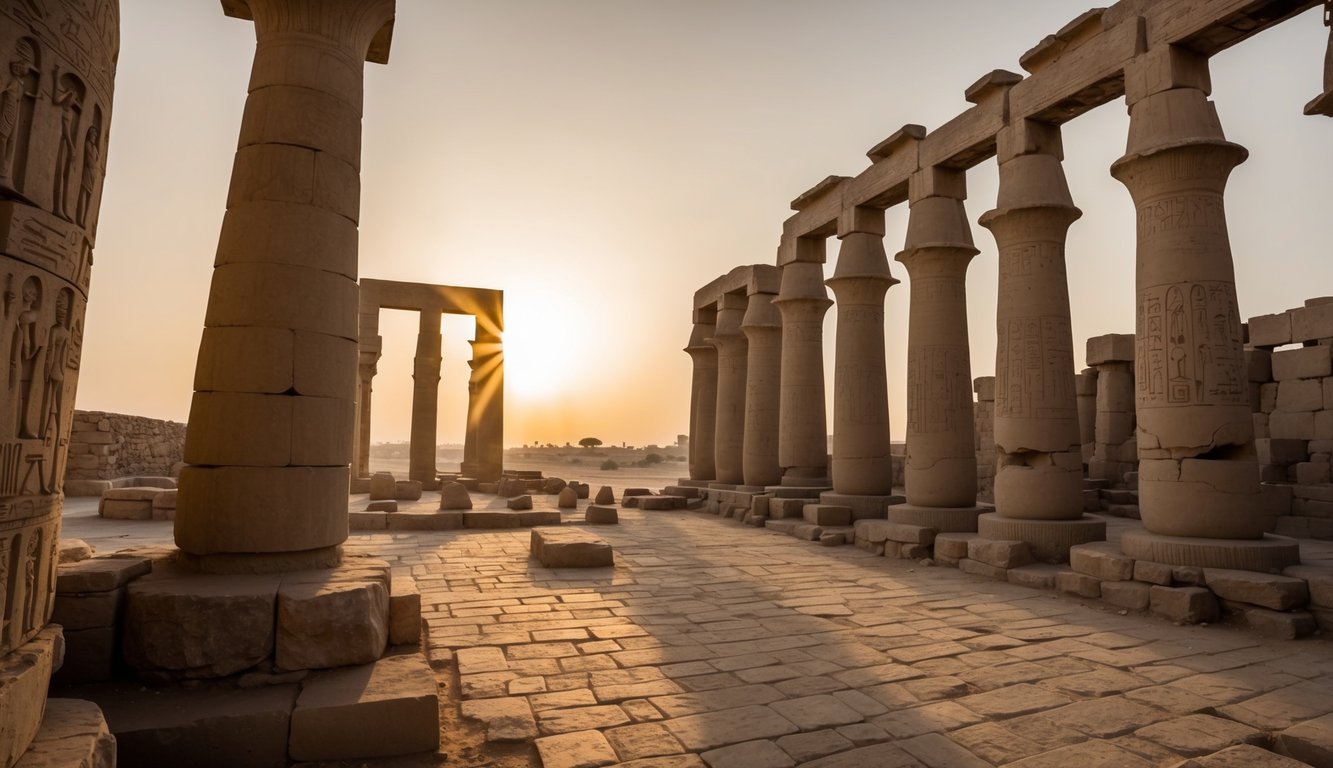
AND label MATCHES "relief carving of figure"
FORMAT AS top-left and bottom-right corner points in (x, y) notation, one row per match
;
(40, 289), (71, 443)
(21, 531), (37, 635)
(10, 277), (42, 439)
(76, 123), (99, 227)
(0, 41), (37, 185)
(51, 75), (82, 220)
(0, 544), (8, 646)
